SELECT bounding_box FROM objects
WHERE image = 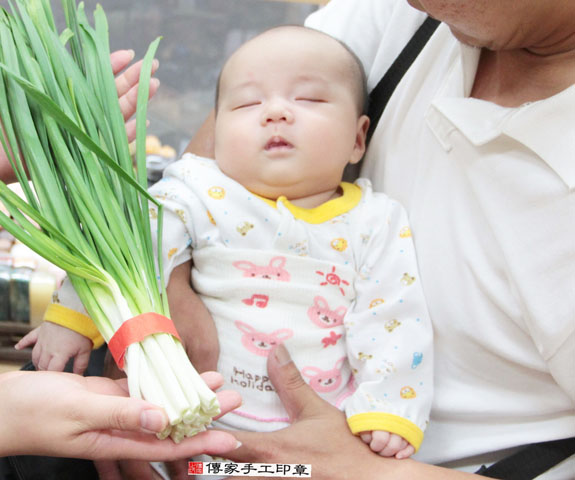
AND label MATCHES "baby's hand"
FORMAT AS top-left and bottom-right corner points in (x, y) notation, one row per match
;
(359, 430), (415, 459)
(15, 322), (93, 374)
